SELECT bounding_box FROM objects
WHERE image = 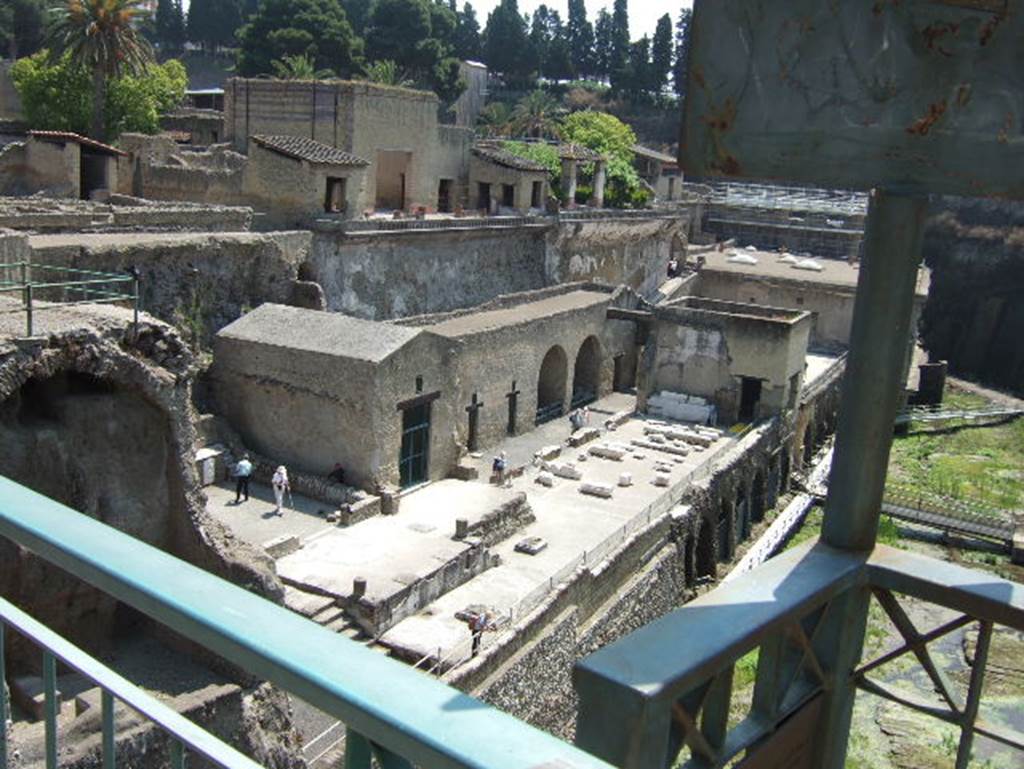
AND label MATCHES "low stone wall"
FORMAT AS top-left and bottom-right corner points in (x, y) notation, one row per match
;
(465, 492), (535, 546)
(0, 196), (252, 233)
